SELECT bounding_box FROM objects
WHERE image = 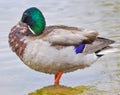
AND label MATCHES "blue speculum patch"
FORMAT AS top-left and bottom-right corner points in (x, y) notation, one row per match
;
(75, 44), (86, 54)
